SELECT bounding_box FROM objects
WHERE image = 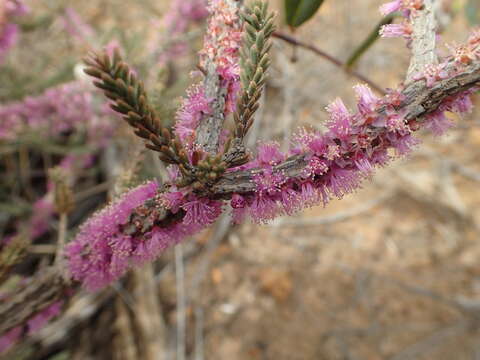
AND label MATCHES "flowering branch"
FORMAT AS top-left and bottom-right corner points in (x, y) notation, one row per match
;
(196, 0), (243, 154)
(61, 0), (480, 294)
(1, 3), (477, 338)
(212, 62), (480, 195)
